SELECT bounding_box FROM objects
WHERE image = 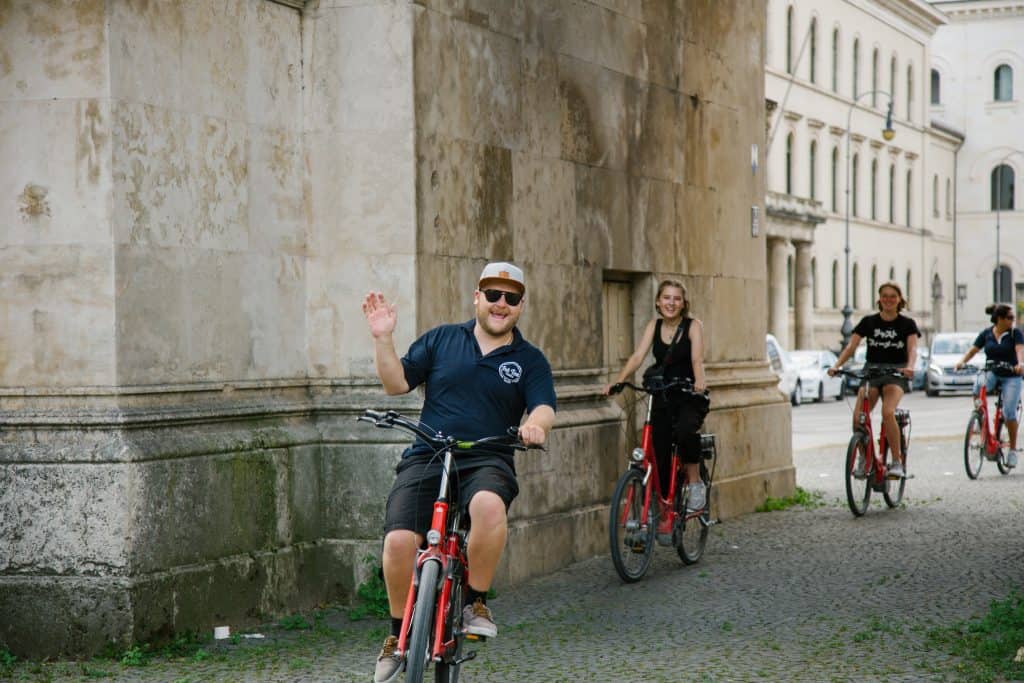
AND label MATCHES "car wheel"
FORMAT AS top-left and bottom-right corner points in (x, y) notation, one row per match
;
(791, 381), (801, 406)
(925, 378), (938, 397)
